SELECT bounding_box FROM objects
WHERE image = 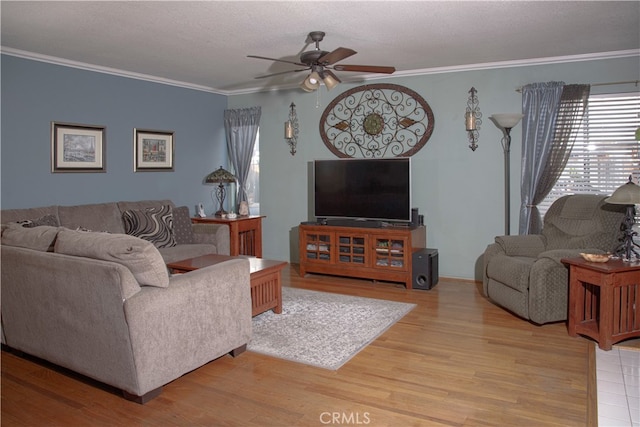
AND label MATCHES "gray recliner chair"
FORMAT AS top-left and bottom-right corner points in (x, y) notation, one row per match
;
(483, 194), (626, 324)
